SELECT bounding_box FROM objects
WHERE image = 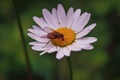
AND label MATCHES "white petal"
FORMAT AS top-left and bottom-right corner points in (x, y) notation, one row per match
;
(72, 12), (90, 33)
(48, 46), (60, 53)
(43, 42), (54, 49)
(57, 4), (66, 27)
(32, 25), (41, 30)
(56, 48), (64, 59)
(32, 46), (47, 51)
(28, 28), (47, 37)
(76, 23), (96, 38)
(75, 40), (94, 50)
(42, 9), (57, 29)
(32, 25), (48, 34)
(66, 7), (74, 27)
(71, 12), (87, 28)
(75, 13), (90, 33)
(81, 44), (94, 50)
(33, 16), (50, 28)
(52, 8), (59, 28)
(76, 37), (97, 44)
(29, 42), (46, 46)
(68, 42), (82, 51)
(76, 13), (91, 33)
(32, 42), (54, 51)
(71, 9), (81, 27)
(40, 51), (48, 55)
(74, 9), (81, 19)
(63, 47), (71, 56)
(41, 27), (53, 33)
(27, 33), (49, 42)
